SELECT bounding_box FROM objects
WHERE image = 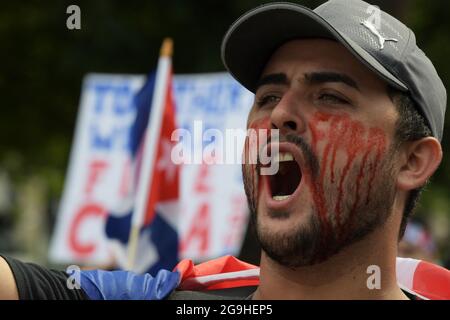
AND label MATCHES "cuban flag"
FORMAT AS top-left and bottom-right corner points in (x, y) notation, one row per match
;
(77, 254), (450, 300)
(172, 256), (450, 300)
(105, 68), (180, 275)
